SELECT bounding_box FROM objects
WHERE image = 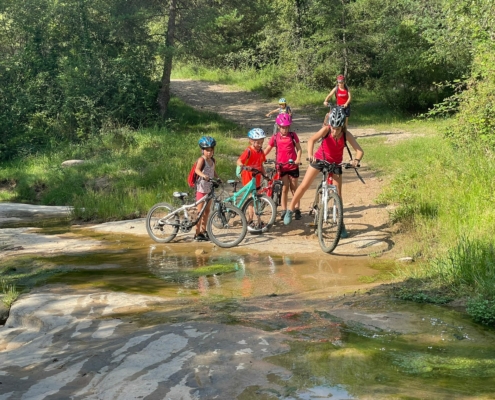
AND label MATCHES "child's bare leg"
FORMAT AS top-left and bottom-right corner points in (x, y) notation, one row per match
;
(289, 176), (300, 209)
(288, 166), (320, 212)
(200, 200), (211, 233)
(281, 175), (291, 211)
(196, 201), (205, 235)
